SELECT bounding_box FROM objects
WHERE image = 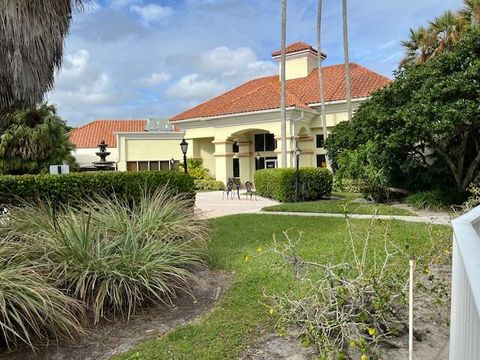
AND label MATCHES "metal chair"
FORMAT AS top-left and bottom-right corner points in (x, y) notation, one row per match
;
(245, 181), (257, 200)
